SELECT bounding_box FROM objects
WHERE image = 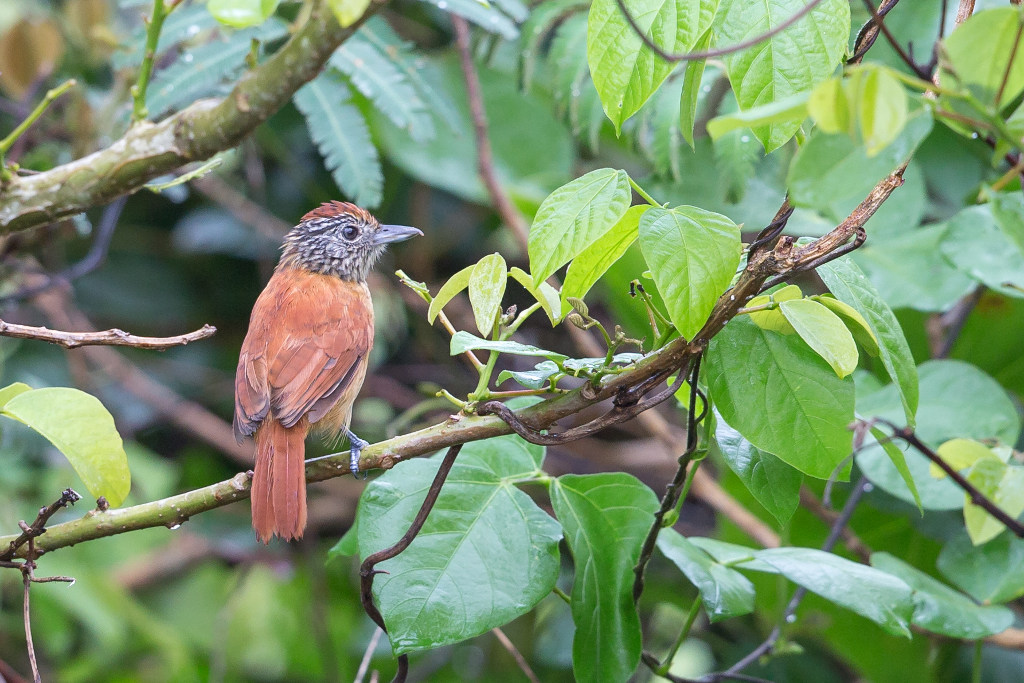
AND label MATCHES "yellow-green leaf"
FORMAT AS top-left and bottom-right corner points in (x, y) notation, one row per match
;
(428, 264), (474, 324)
(746, 284), (802, 334)
(780, 298), (859, 378)
(468, 253), (507, 337)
